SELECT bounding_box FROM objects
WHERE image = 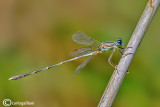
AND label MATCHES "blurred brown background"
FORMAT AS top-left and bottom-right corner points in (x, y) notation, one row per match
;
(0, 0), (160, 107)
